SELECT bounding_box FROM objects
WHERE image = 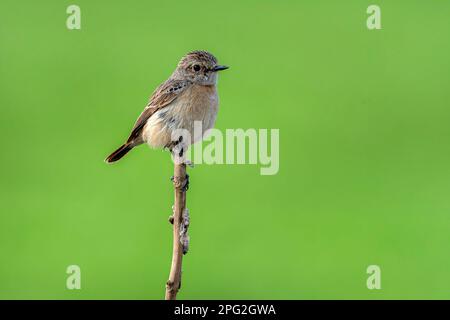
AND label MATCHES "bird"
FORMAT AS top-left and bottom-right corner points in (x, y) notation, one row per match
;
(105, 50), (228, 164)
